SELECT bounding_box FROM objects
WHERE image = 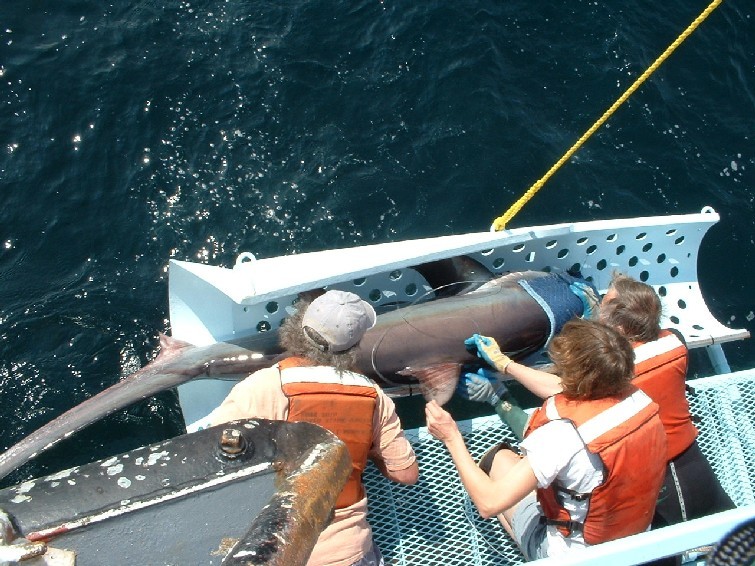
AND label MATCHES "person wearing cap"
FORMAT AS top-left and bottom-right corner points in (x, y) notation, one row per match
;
(210, 289), (419, 566)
